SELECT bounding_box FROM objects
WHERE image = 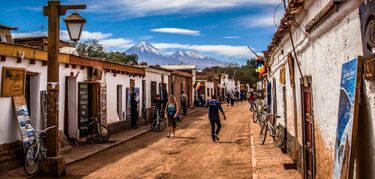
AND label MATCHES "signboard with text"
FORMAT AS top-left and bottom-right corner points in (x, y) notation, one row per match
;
(1, 67), (26, 97)
(333, 57), (363, 179)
